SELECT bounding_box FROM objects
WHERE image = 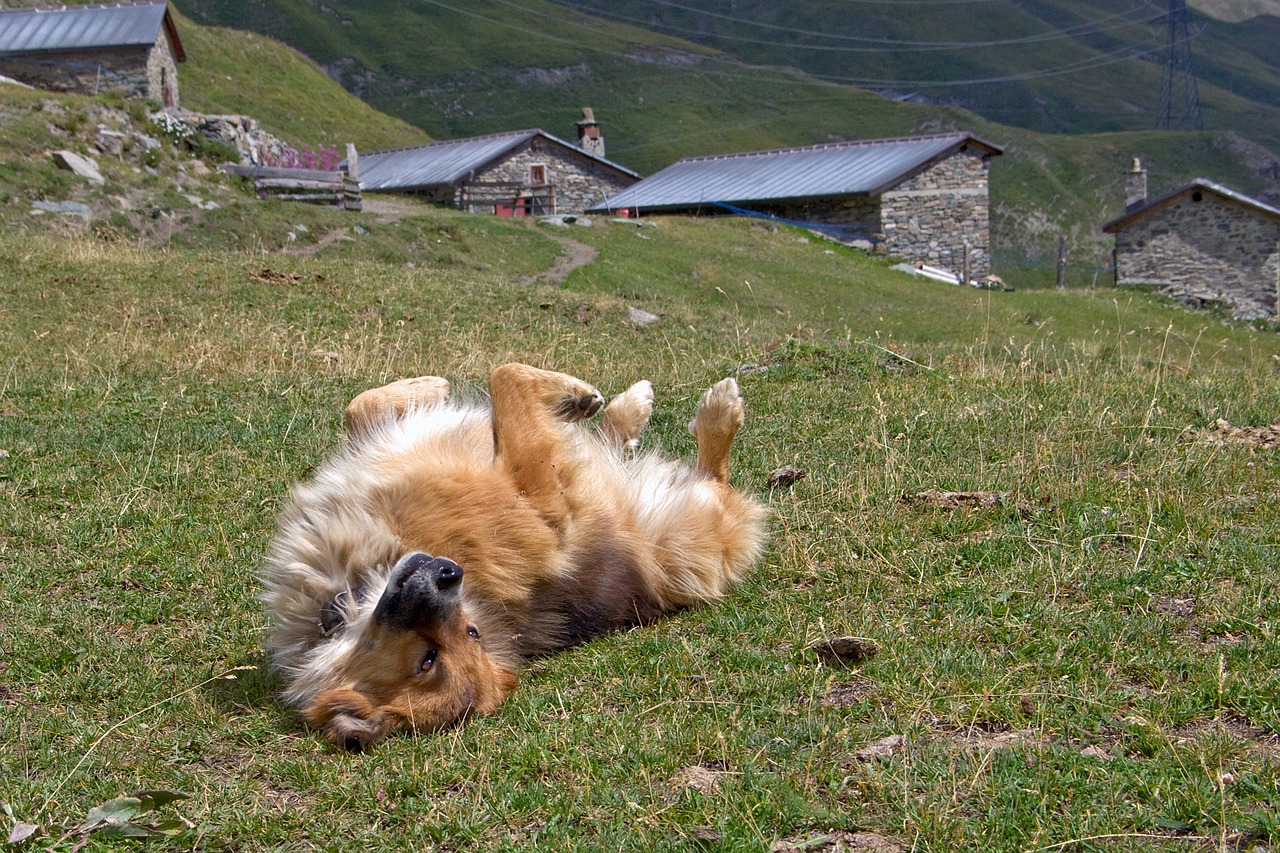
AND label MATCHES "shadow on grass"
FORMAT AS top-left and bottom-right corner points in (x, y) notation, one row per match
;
(205, 651), (283, 716)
